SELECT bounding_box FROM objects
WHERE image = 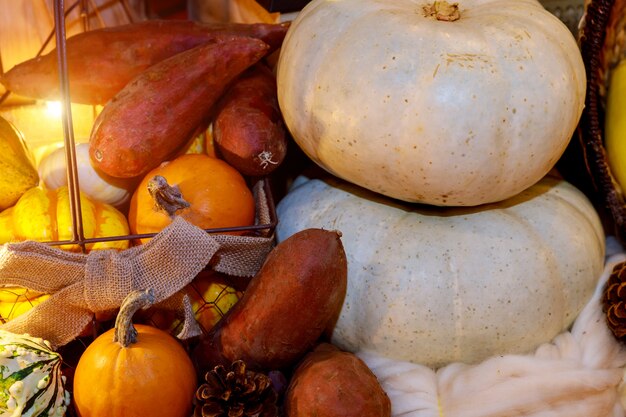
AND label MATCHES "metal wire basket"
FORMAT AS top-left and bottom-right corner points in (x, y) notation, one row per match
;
(0, 3), (280, 412)
(0, 0), (277, 252)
